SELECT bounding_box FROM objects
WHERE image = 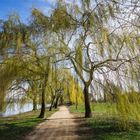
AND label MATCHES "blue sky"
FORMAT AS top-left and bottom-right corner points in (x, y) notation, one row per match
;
(0, 0), (53, 23)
